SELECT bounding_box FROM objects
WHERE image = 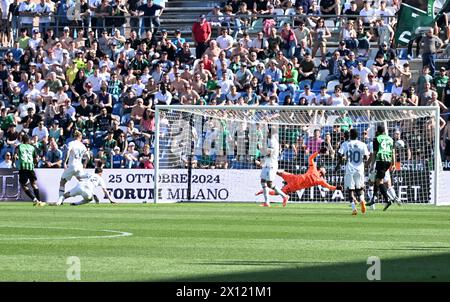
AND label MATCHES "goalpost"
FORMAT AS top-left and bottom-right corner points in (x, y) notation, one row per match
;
(154, 106), (444, 205)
